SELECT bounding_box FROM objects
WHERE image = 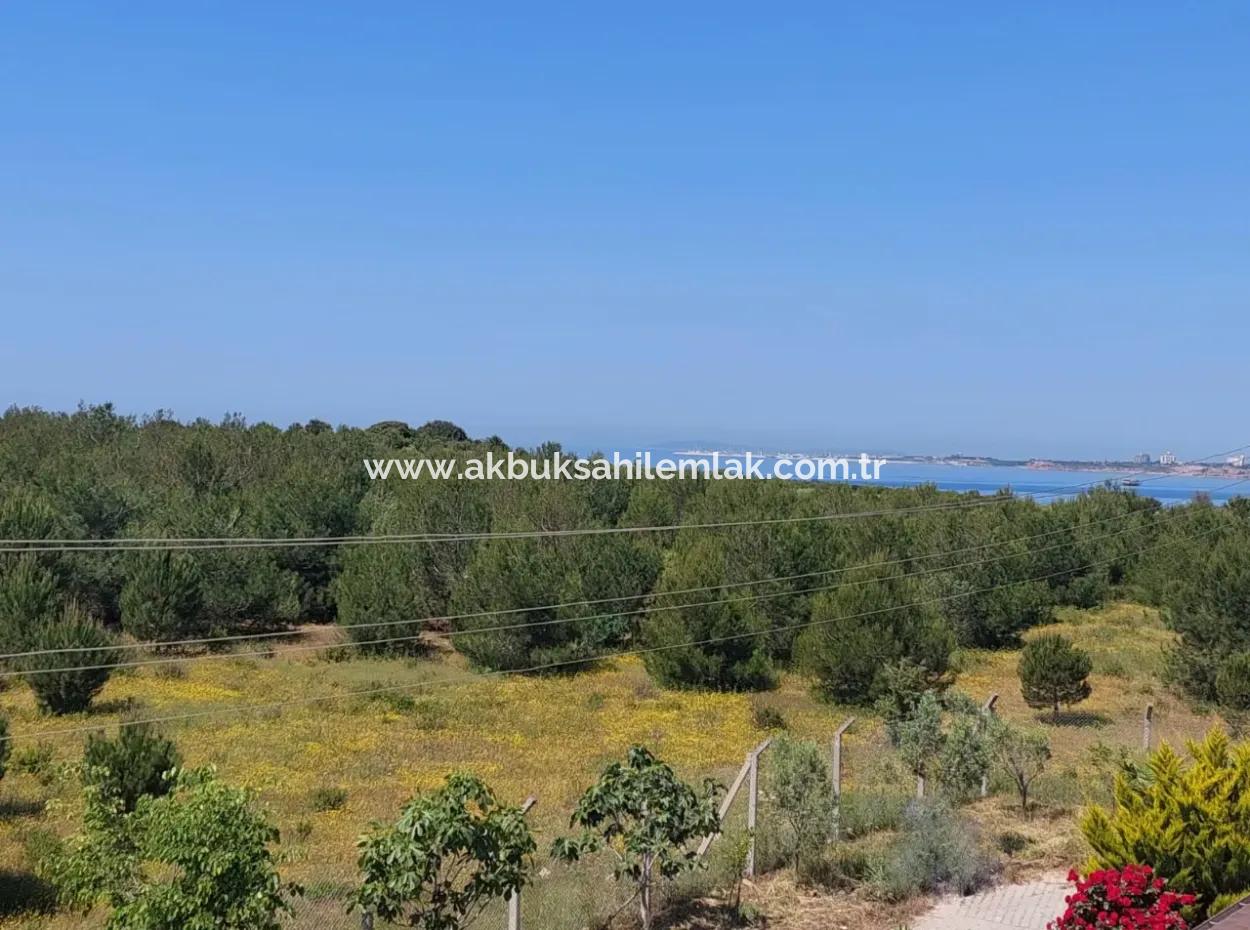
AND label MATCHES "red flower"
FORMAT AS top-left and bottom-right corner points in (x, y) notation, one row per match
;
(1048, 867), (1191, 930)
